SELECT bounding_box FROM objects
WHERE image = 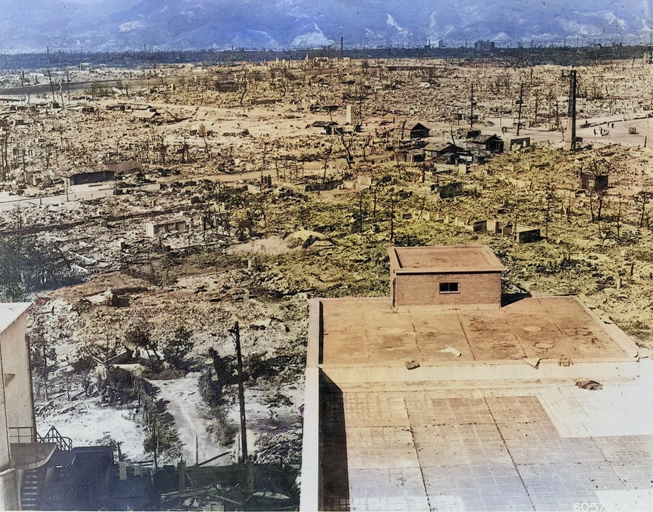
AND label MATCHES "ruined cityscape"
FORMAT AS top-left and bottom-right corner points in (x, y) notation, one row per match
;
(1, 13), (653, 512)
